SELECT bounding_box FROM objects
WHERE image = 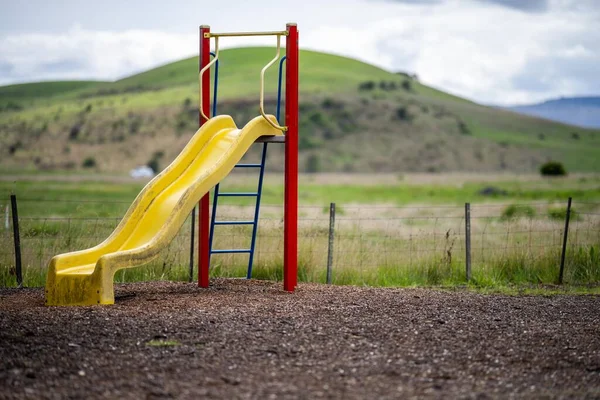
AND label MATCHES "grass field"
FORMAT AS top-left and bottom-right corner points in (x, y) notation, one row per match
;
(1, 173), (598, 290)
(3, 172), (600, 213)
